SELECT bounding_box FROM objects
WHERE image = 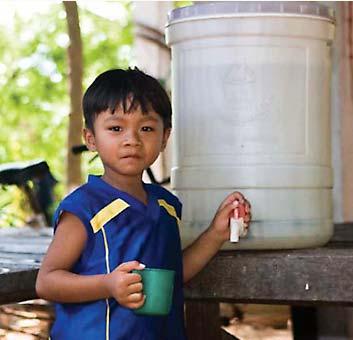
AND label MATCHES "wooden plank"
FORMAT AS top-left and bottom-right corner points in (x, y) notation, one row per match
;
(330, 223), (353, 242)
(0, 269), (38, 304)
(184, 243), (353, 305)
(0, 226), (52, 237)
(0, 227), (51, 304)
